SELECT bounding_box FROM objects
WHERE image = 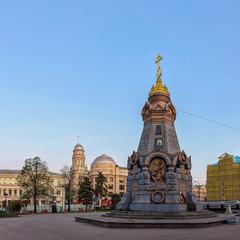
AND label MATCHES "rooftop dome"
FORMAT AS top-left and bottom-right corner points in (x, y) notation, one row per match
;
(74, 143), (84, 150)
(92, 154), (116, 166)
